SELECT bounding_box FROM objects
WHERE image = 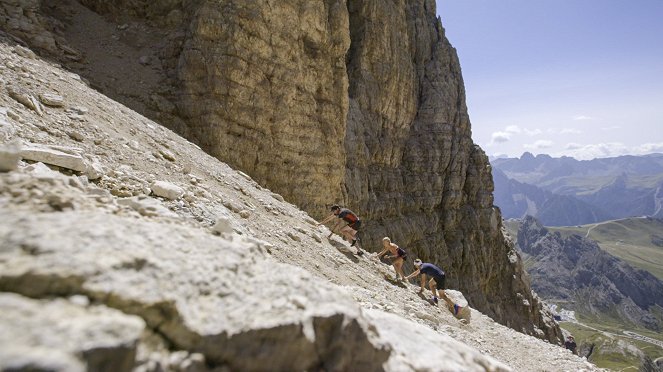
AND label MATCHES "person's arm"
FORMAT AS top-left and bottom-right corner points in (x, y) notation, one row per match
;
(317, 213), (335, 226)
(404, 269), (420, 281)
(377, 247), (389, 258)
(419, 273), (427, 292)
(383, 244), (398, 259)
